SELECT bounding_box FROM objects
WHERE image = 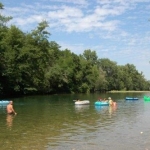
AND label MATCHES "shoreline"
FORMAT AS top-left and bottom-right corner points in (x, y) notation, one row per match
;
(108, 91), (150, 93)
